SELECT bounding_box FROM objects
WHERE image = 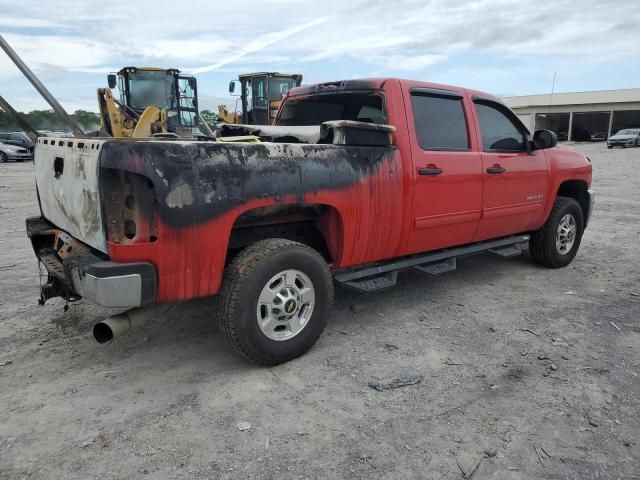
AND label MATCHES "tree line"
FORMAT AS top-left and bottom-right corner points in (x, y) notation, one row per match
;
(0, 109), (101, 132)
